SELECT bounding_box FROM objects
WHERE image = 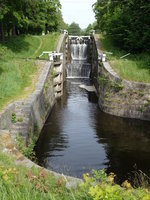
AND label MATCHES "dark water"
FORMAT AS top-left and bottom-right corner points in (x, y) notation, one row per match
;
(35, 79), (150, 183)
